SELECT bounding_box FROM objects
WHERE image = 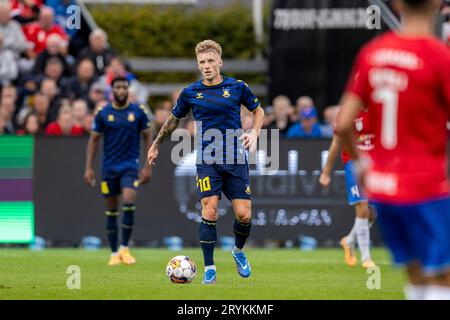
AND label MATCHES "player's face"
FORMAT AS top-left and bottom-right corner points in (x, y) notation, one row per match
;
(197, 51), (223, 82)
(112, 81), (129, 105)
